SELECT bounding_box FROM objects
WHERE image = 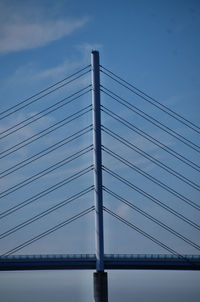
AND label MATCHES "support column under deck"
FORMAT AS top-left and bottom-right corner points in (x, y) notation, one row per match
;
(93, 271), (108, 302)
